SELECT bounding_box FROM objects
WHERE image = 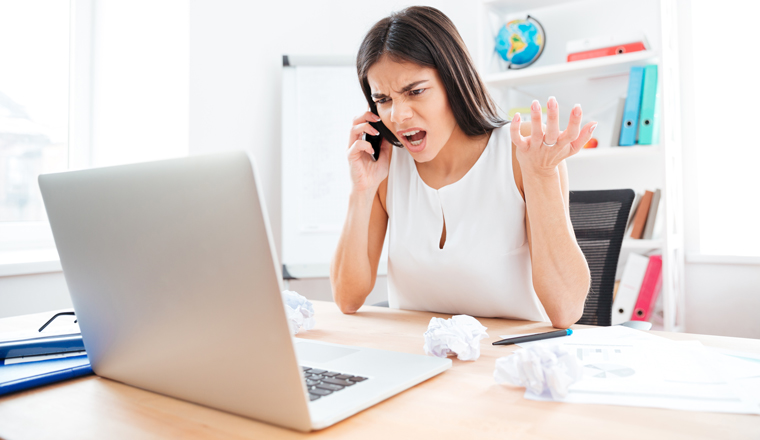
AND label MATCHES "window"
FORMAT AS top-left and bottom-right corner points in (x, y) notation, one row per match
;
(0, 1), (70, 223)
(690, 1), (760, 256)
(0, 0), (188, 257)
